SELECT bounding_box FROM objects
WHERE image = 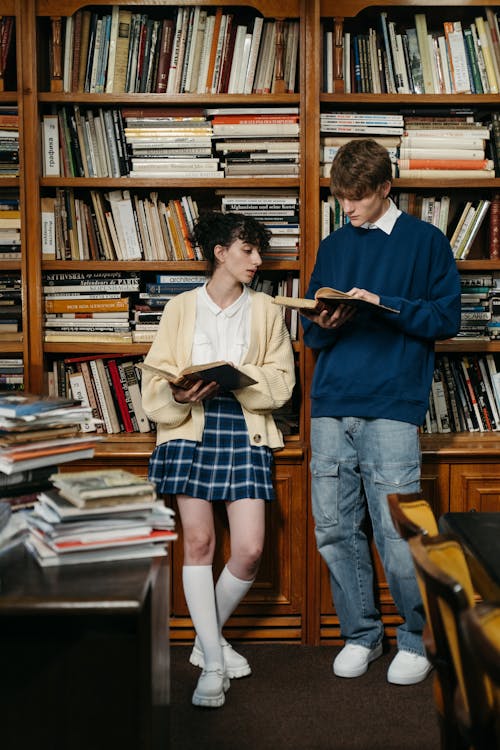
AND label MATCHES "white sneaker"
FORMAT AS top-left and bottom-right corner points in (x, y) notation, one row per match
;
(333, 643), (383, 678)
(190, 637), (252, 679)
(192, 664), (230, 708)
(387, 650), (432, 685)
